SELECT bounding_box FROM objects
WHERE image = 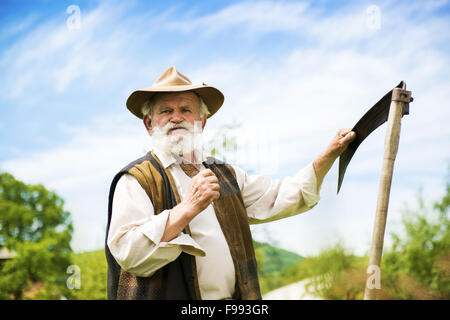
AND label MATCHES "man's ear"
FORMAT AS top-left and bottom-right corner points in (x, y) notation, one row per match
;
(143, 115), (152, 135)
(201, 116), (207, 130)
